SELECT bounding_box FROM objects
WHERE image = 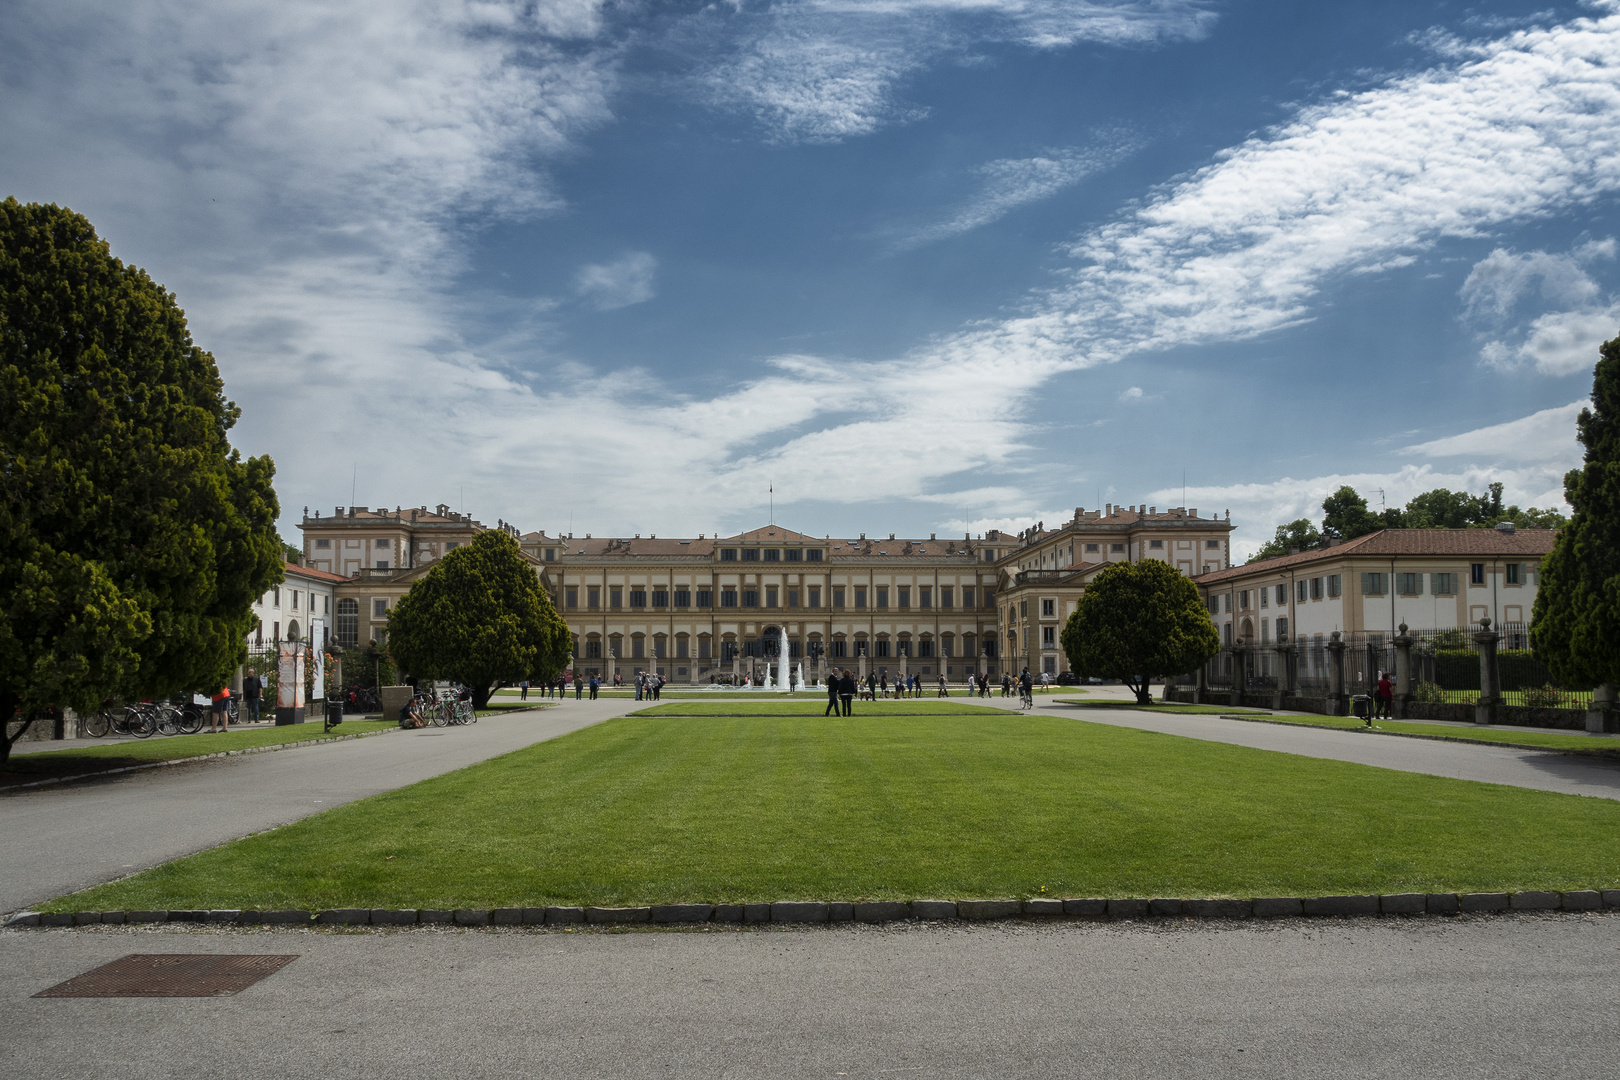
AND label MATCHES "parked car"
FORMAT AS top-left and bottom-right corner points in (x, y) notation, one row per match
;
(1055, 671), (1082, 685)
